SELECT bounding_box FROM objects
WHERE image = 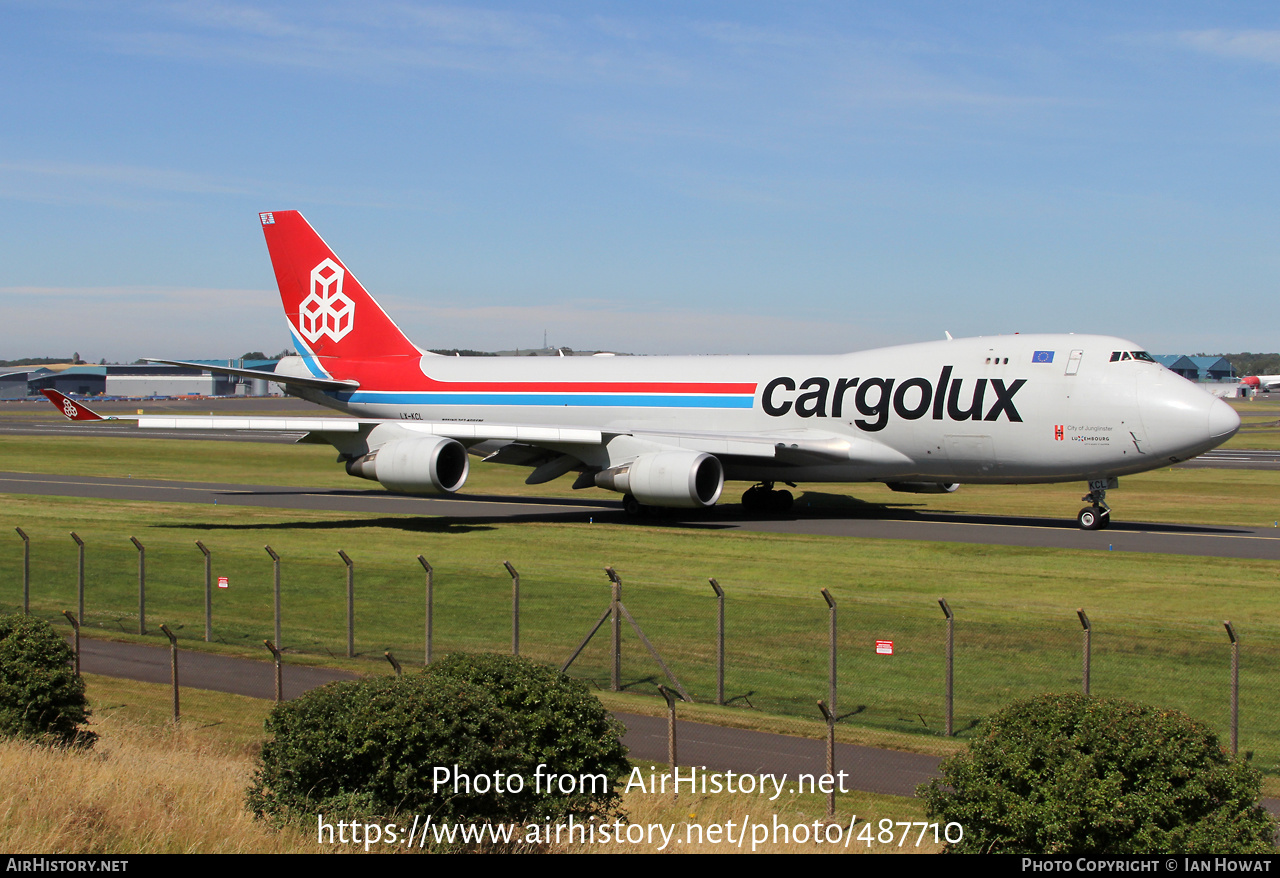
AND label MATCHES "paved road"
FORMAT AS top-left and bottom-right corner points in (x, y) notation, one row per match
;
(6, 470), (1280, 560)
(1180, 449), (1280, 471)
(76, 635), (943, 800)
